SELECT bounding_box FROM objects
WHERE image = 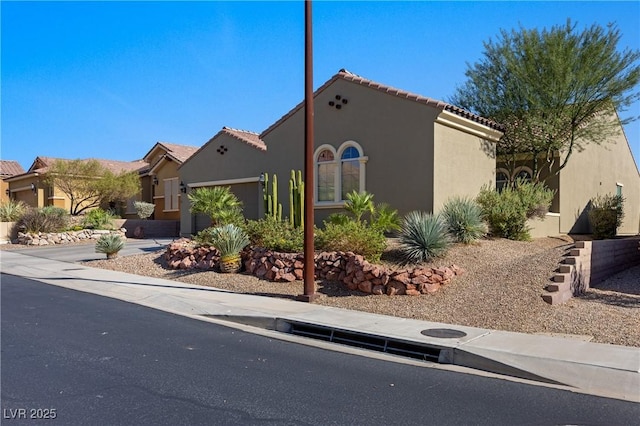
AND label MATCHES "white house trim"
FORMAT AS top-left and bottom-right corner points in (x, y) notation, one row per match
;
(189, 176), (260, 188)
(436, 110), (503, 142)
